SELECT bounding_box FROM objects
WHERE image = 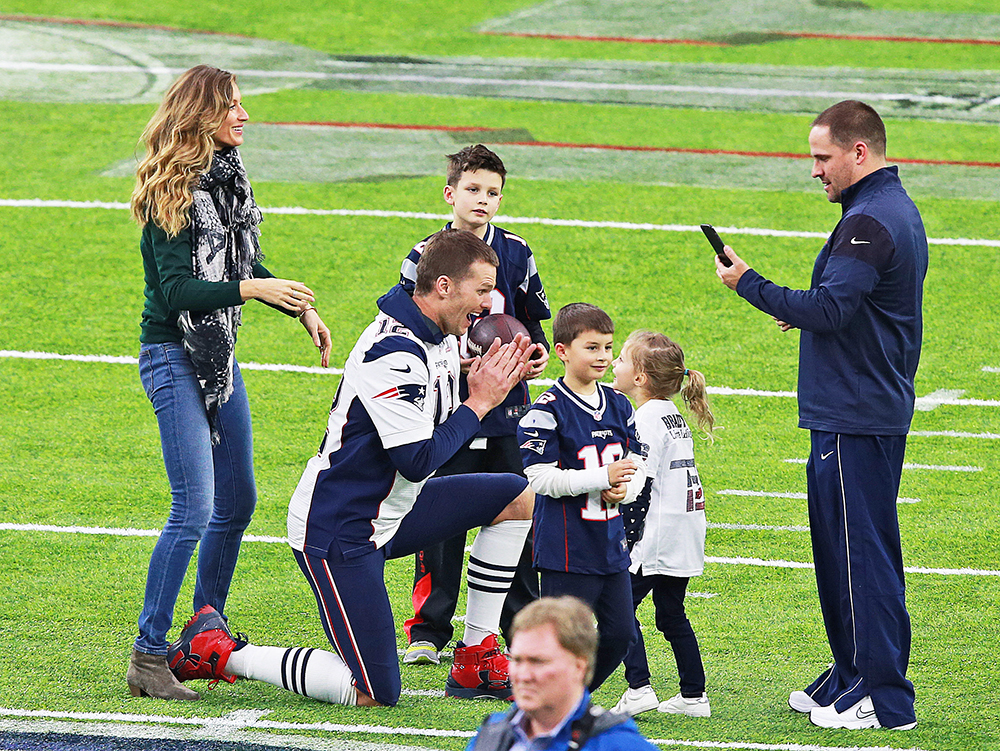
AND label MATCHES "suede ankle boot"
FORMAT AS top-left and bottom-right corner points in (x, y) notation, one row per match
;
(127, 649), (200, 700)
